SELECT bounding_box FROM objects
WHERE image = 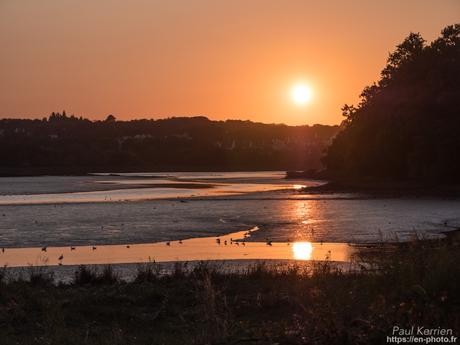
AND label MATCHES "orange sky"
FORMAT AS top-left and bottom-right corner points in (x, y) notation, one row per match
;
(1, 1), (459, 125)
